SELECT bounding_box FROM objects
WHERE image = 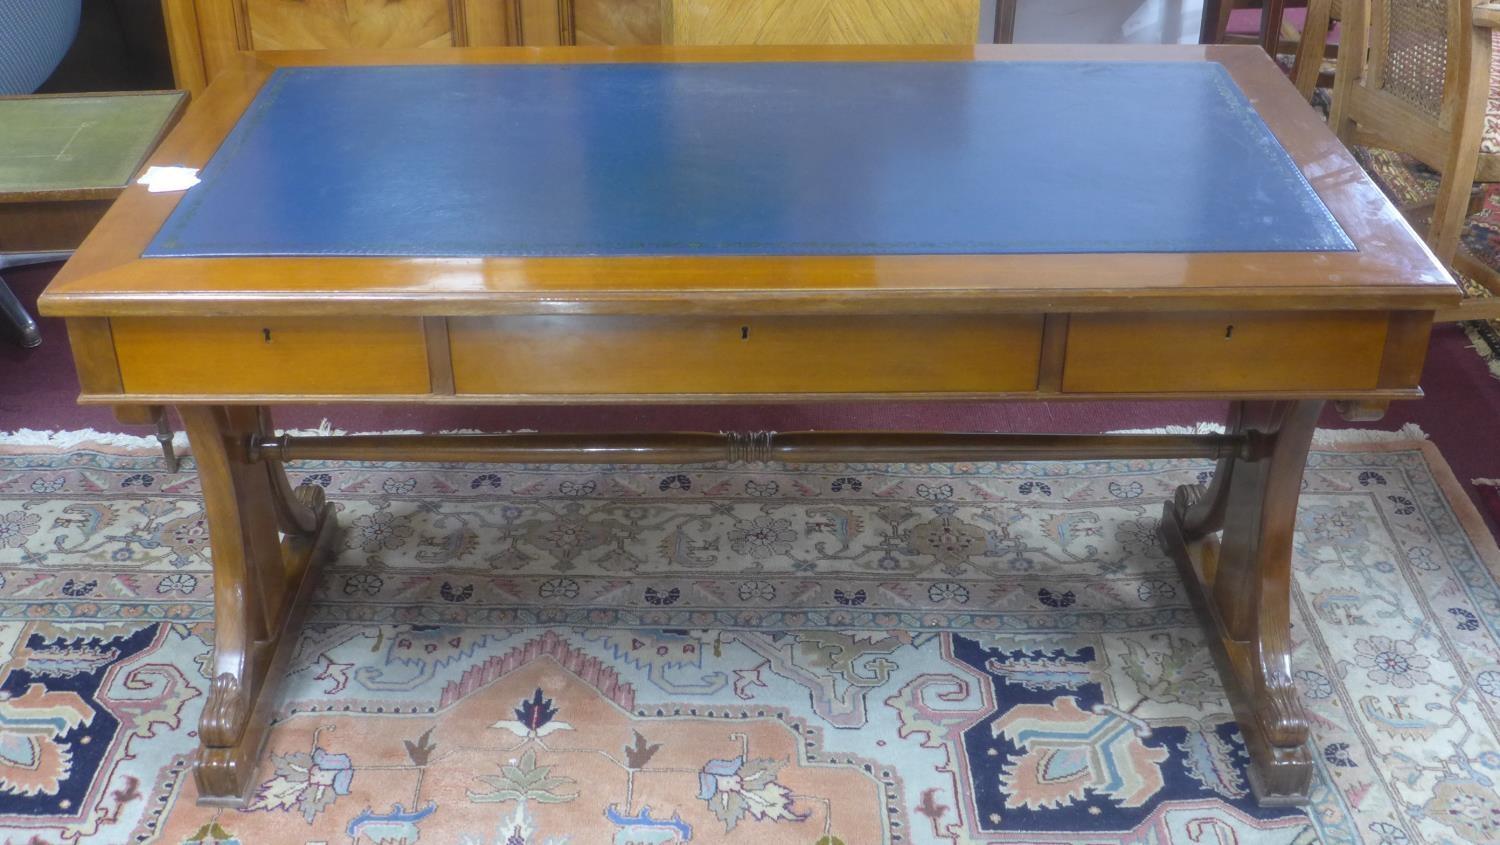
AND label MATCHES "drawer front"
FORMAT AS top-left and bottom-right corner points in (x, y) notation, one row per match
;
(450, 315), (1043, 395)
(112, 317), (430, 395)
(1062, 312), (1389, 393)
